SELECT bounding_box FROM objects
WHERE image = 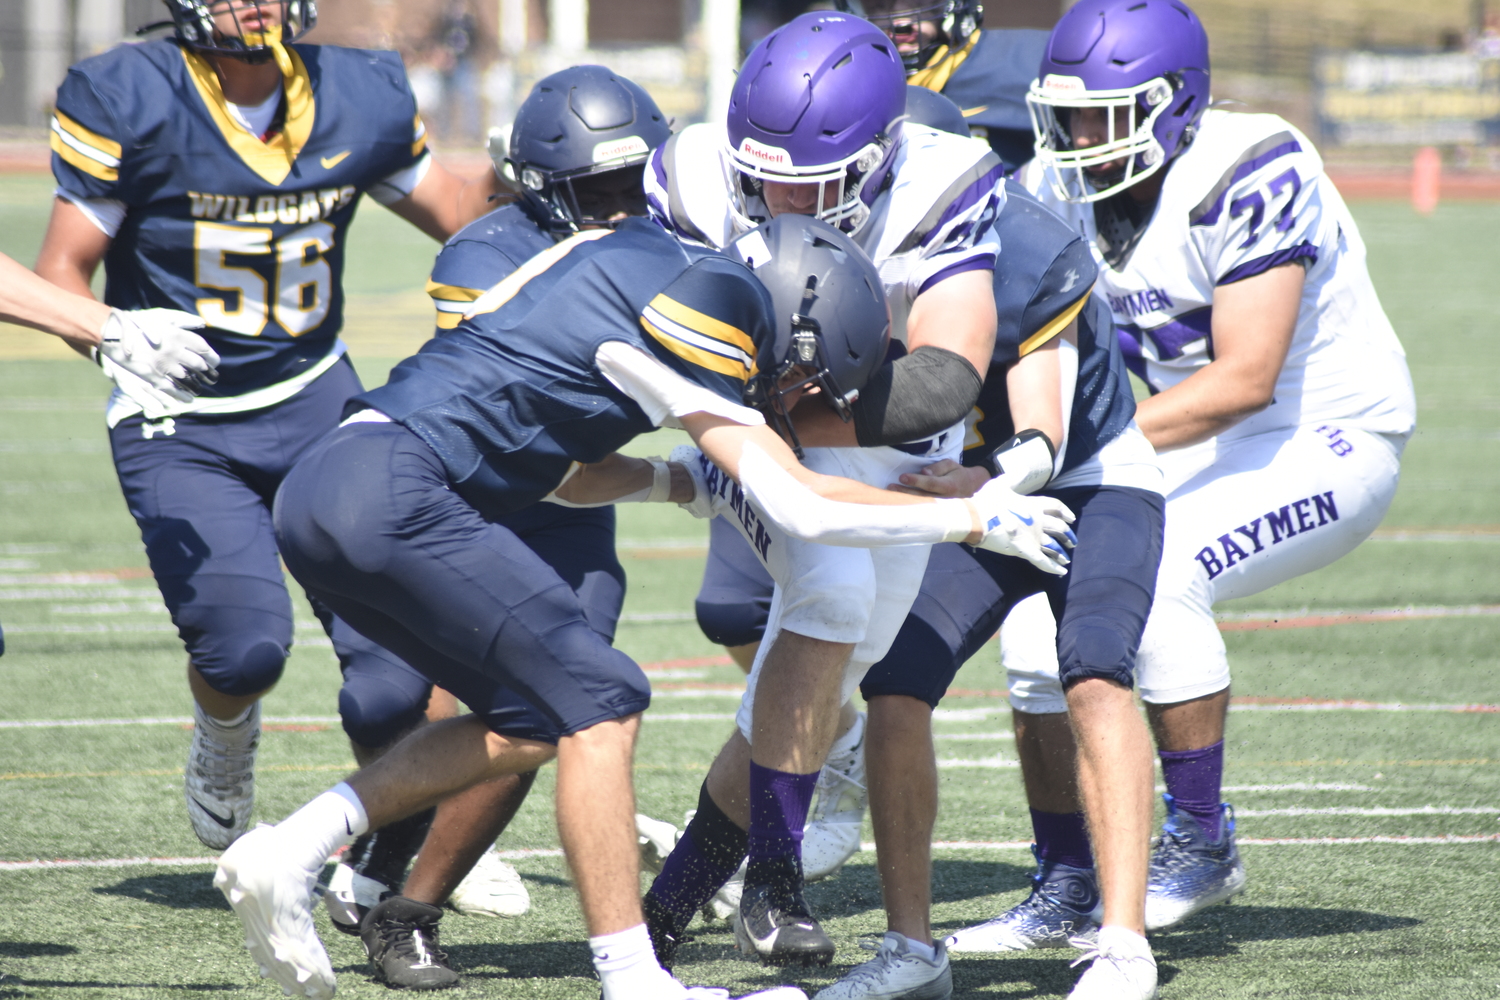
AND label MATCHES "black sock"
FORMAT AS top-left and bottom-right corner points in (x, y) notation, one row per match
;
(346, 807), (435, 891)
